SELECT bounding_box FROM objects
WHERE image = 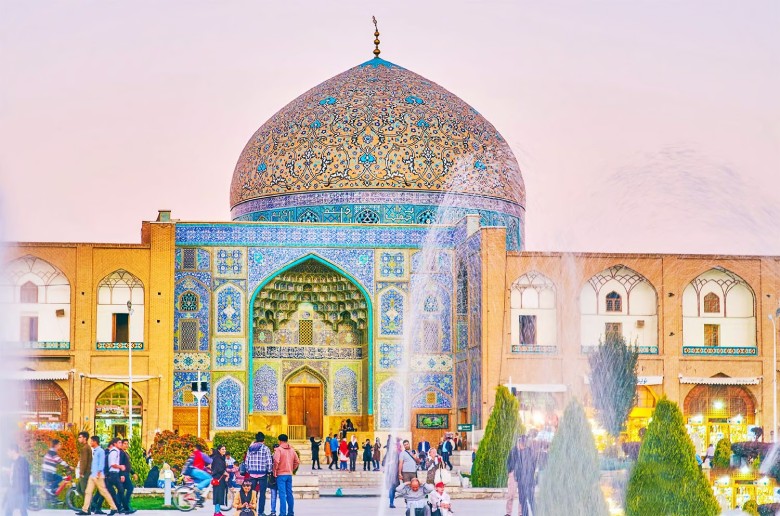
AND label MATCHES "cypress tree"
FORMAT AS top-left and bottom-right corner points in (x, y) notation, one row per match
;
(588, 333), (638, 439)
(626, 398), (719, 516)
(471, 385), (522, 487)
(537, 399), (608, 516)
